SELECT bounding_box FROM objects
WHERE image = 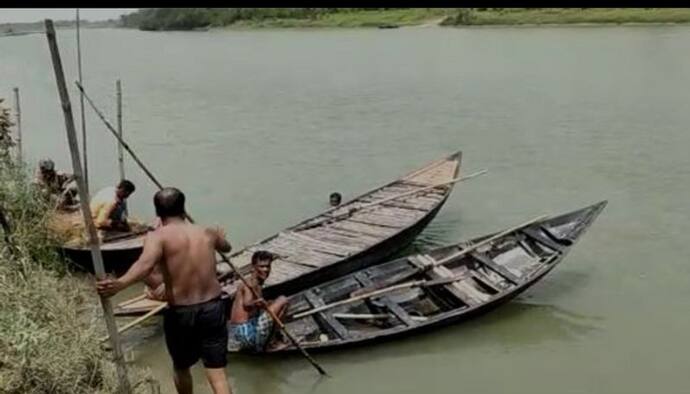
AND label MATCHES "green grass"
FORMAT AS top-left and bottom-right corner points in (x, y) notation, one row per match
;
(463, 8), (690, 26)
(227, 8), (451, 28)
(0, 100), (157, 393)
